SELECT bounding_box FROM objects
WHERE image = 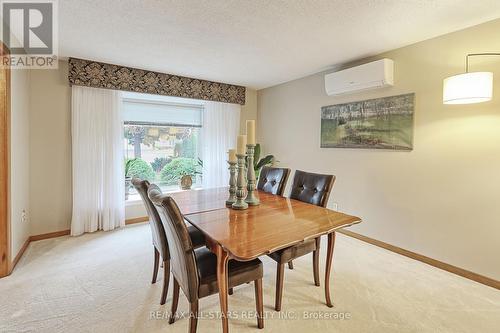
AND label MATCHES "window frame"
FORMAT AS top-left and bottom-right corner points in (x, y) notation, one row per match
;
(122, 95), (204, 202)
